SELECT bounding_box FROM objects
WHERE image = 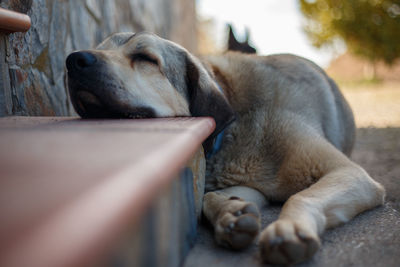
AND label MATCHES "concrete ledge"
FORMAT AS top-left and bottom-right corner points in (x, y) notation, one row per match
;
(111, 158), (205, 267)
(0, 116), (213, 267)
